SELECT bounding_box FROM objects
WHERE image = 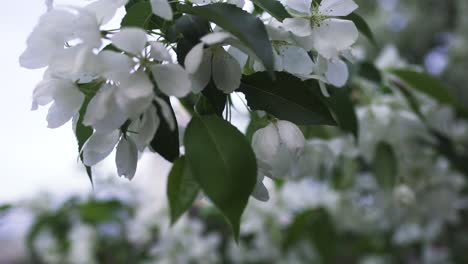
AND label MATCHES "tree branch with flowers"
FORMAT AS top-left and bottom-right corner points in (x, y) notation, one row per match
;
(21, 0), (468, 240)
